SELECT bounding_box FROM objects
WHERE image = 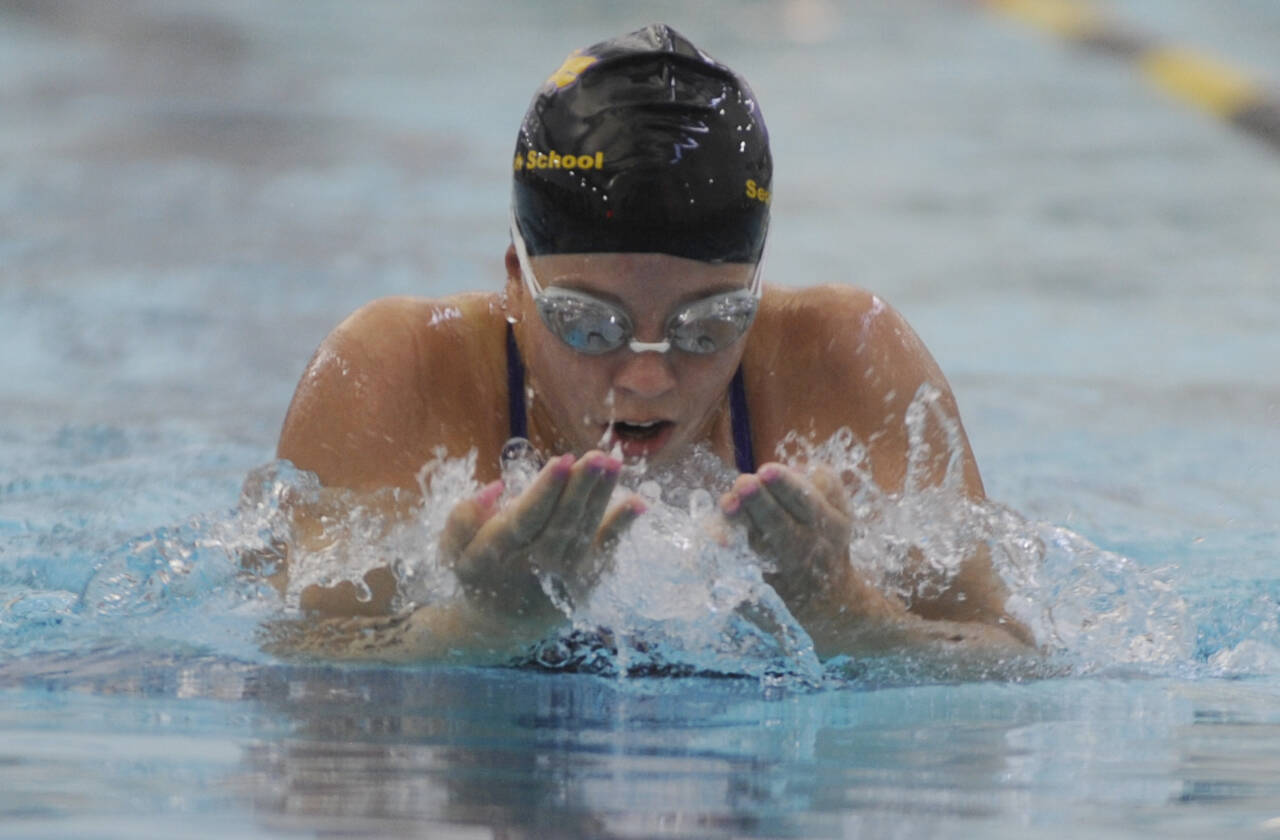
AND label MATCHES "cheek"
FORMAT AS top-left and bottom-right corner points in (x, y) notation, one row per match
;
(530, 342), (609, 405)
(681, 349), (744, 389)
(658, 359), (741, 422)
